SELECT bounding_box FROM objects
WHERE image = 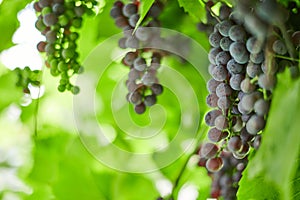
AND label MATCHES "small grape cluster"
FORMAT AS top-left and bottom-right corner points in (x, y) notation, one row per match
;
(14, 67), (42, 94)
(34, 0), (97, 94)
(197, 1), (300, 199)
(110, 0), (164, 114)
(198, 149), (248, 200)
